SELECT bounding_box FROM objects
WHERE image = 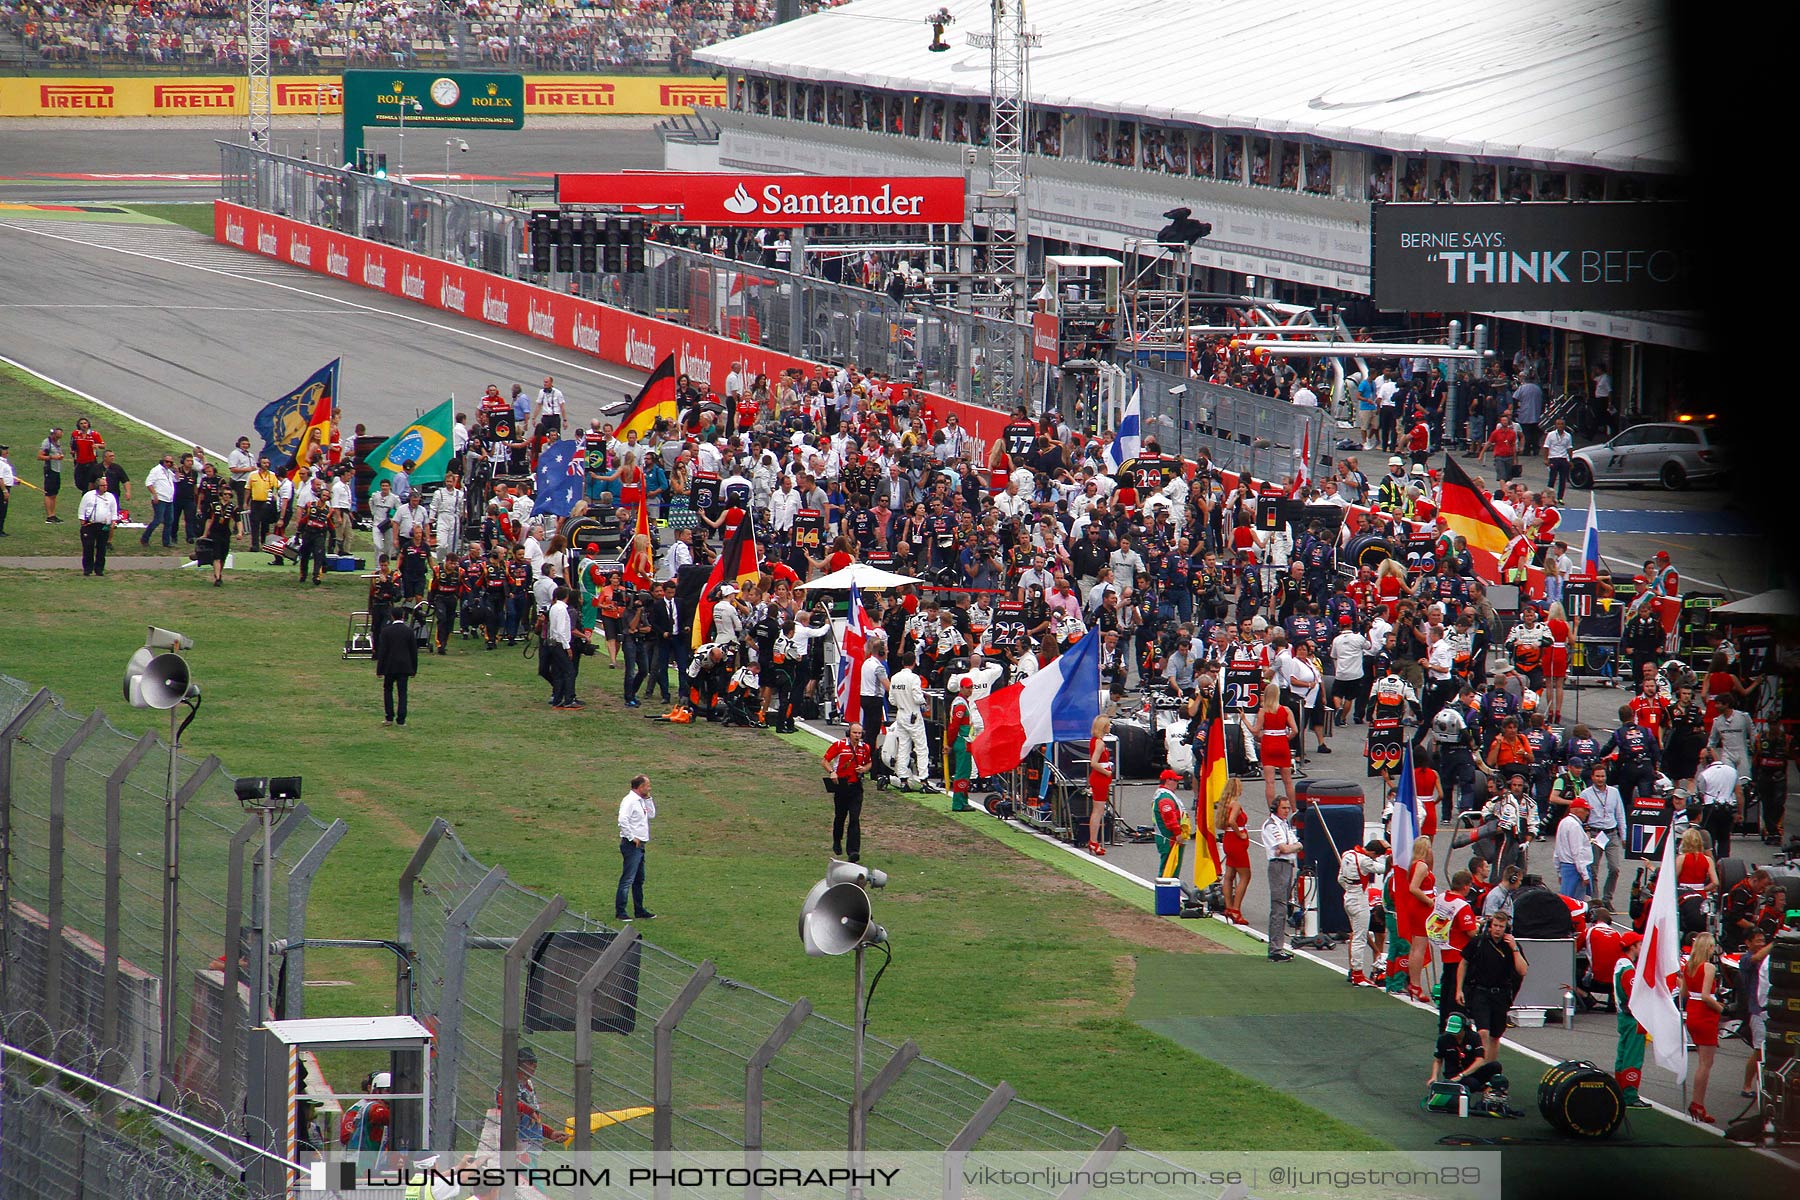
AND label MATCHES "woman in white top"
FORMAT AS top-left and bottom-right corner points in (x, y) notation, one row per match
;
(1284, 640), (1329, 756)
